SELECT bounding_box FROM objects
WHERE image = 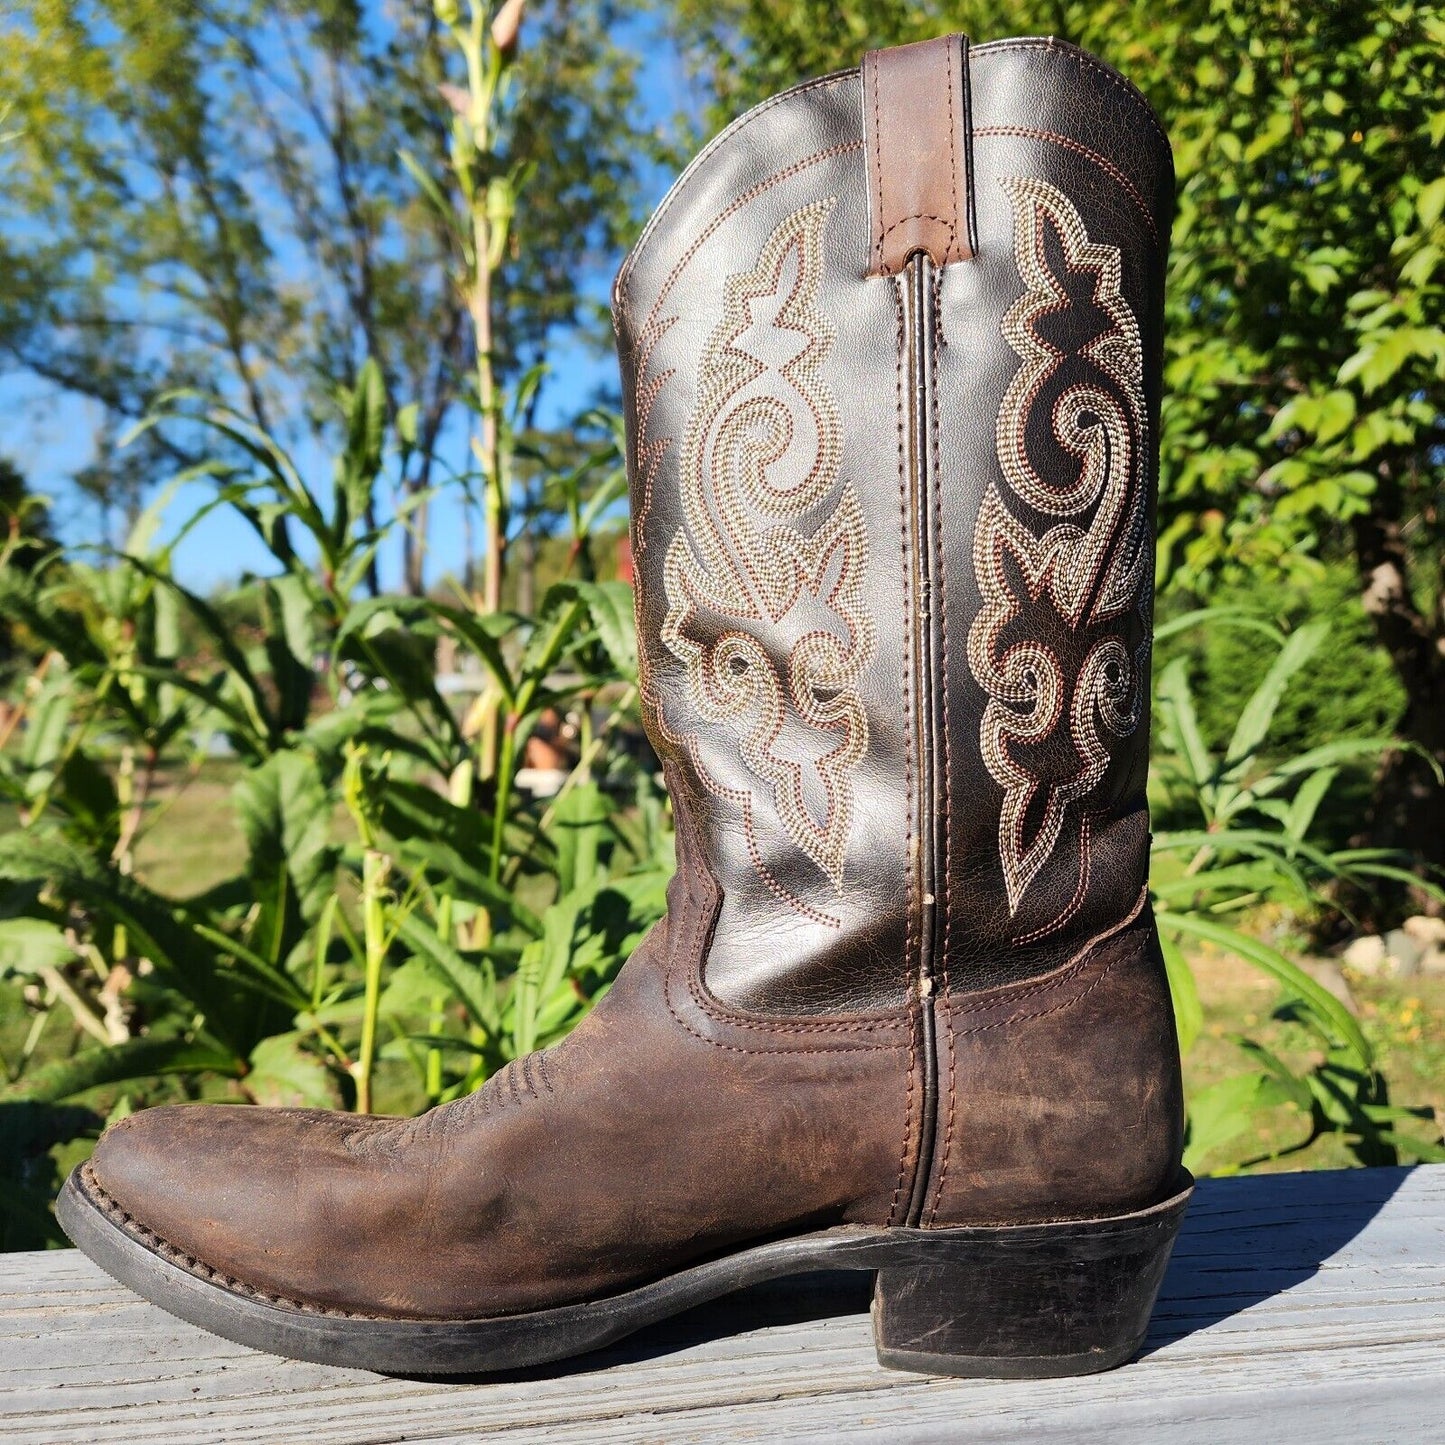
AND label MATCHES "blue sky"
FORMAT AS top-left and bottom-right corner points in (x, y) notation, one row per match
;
(1, 8), (695, 593)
